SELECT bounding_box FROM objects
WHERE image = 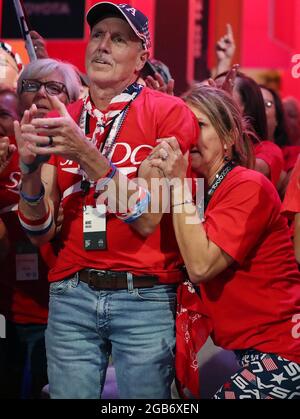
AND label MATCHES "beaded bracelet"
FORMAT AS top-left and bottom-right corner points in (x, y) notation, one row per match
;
(95, 163), (118, 193)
